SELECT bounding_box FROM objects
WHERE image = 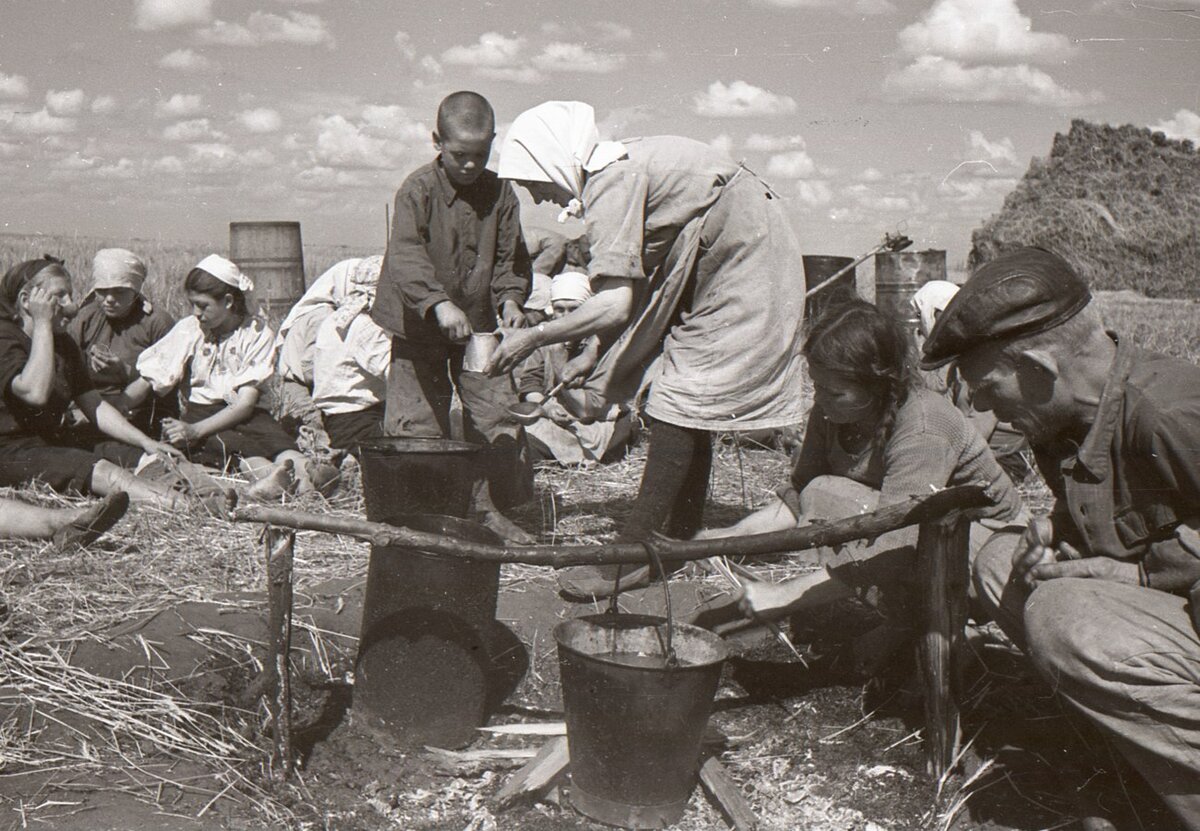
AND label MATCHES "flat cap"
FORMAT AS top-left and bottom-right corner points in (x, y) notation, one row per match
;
(920, 247), (1091, 369)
